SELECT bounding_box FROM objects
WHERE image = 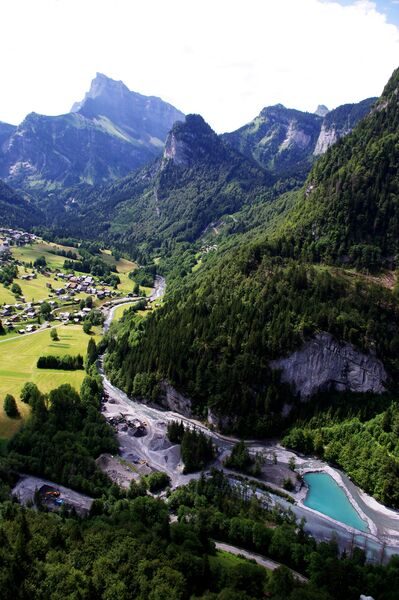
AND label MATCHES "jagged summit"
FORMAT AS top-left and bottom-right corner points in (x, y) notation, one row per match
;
(163, 114), (227, 167)
(70, 73), (132, 113)
(314, 104), (329, 117)
(70, 73), (184, 143)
